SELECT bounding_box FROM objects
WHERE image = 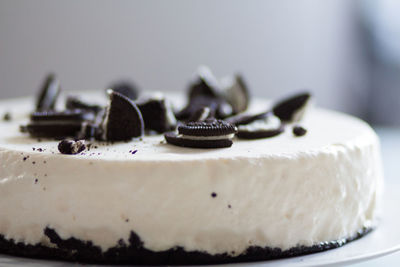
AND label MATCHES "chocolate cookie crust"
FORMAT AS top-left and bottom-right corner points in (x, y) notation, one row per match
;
(0, 227), (372, 265)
